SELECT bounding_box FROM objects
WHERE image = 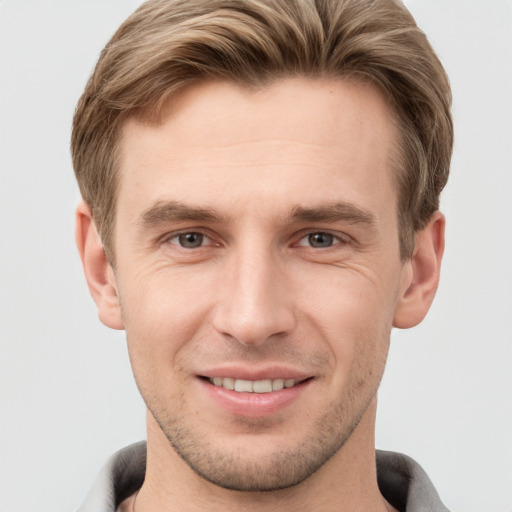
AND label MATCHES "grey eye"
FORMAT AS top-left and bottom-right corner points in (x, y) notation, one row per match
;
(177, 232), (204, 248)
(307, 233), (334, 248)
